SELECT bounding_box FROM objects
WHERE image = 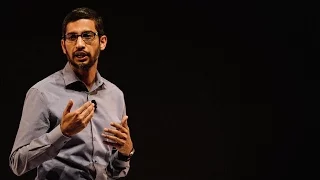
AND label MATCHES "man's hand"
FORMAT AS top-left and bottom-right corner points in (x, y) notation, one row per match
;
(60, 99), (95, 137)
(101, 115), (133, 156)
